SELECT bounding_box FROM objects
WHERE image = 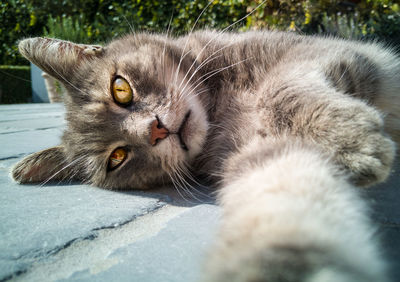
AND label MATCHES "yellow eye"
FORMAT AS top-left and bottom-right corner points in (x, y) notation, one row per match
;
(108, 148), (127, 170)
(112, 77), (133, 105)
